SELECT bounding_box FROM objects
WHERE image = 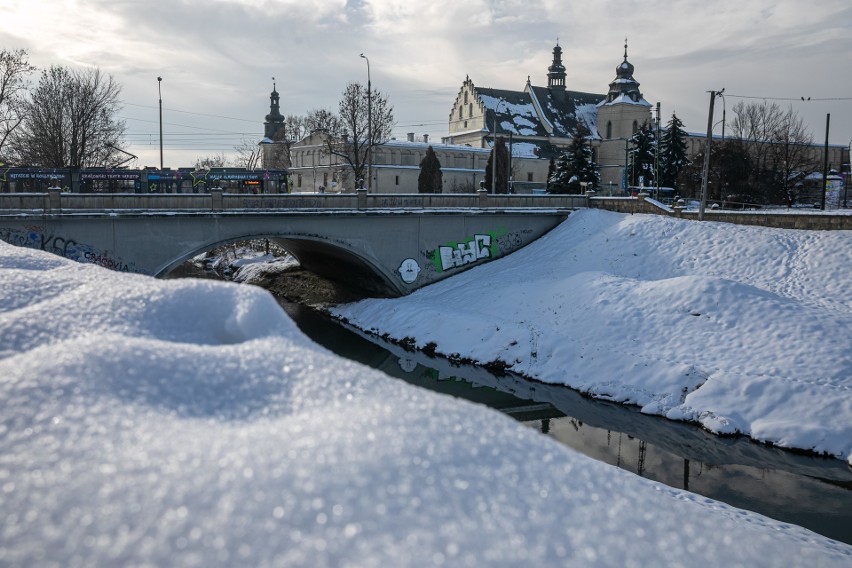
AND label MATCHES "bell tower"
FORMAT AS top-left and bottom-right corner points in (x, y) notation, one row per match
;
(547, 42), (566, 91)
(264, 78), (285, 140)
